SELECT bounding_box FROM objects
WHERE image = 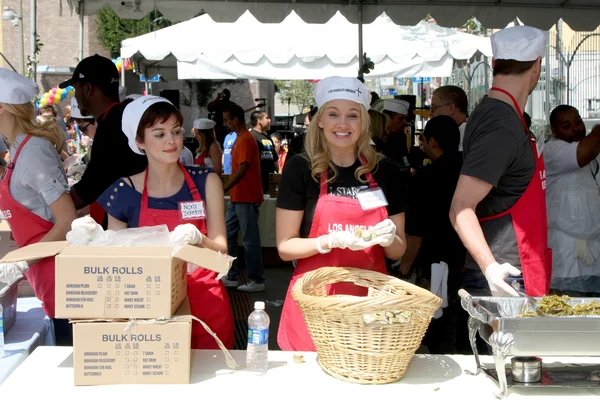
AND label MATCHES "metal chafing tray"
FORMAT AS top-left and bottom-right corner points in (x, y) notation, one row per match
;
(460, 293), (600, 398)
